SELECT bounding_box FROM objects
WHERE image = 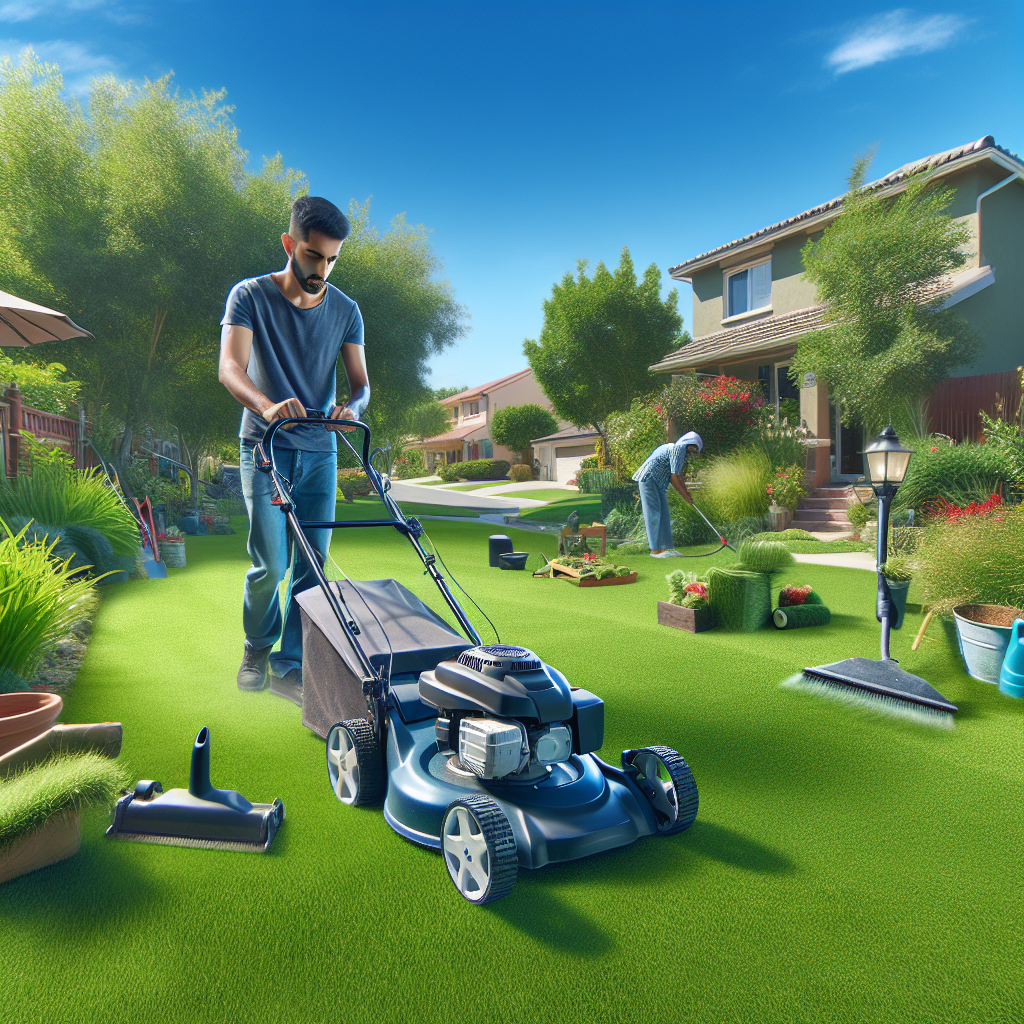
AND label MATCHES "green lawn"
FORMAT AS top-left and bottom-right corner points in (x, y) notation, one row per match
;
(1, 518), (1020, 1023)
(517, 493), (603, 523)
(339, 496), (483, 519)
(488, 487), (578, 501)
